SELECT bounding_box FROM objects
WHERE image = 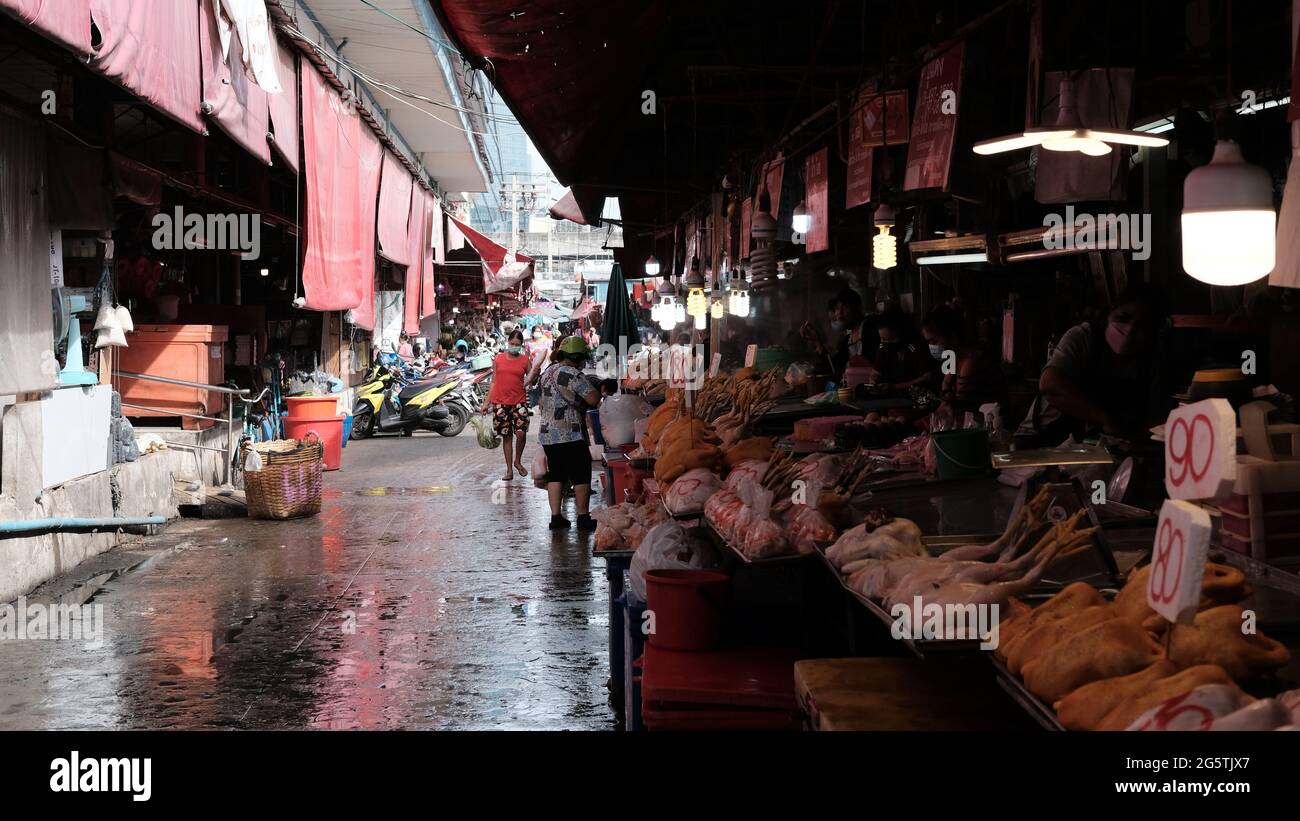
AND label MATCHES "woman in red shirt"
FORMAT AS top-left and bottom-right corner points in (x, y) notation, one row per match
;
(481, 329), (532, 480)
